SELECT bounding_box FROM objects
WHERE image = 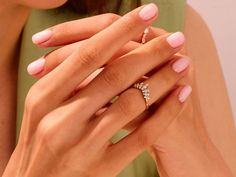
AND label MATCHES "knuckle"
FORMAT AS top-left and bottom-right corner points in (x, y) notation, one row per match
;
(36, 117), (60, 155)
(36, 119), (53, 144)
(116, 90), (141, 119)
(121, 15), (137, 33)
(153, 44), (169, 60)
(100, 66), (126, 89)
(103, 13), (120, 27)
(78, 44), (101, 67)
(25, 86), (43, 116)
(50, 22), (70, 38)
